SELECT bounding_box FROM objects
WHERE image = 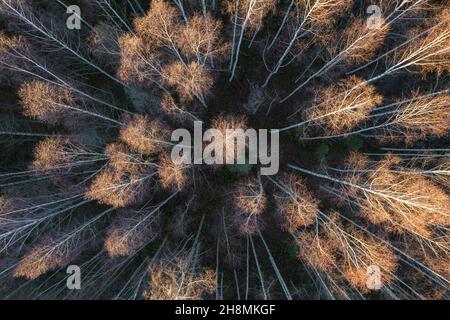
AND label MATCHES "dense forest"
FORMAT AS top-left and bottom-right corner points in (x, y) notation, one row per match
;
(0, 0), (448, 300)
